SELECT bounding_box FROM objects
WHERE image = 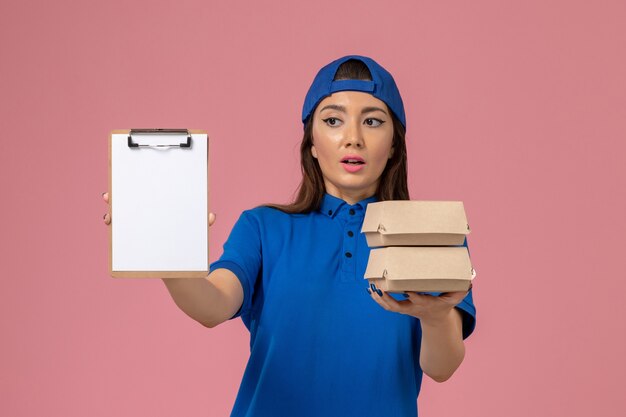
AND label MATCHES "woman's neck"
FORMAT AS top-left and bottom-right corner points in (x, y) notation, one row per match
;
(325, 185), (376, 206)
